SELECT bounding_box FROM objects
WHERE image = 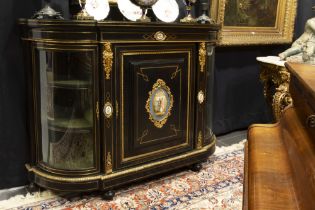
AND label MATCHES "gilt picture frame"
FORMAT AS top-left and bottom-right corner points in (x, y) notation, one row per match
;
(210, 0), (298, 45)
